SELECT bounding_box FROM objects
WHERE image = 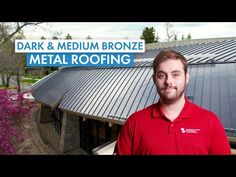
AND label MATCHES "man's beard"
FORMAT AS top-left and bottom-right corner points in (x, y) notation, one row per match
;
(157, 84), (186, 105)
